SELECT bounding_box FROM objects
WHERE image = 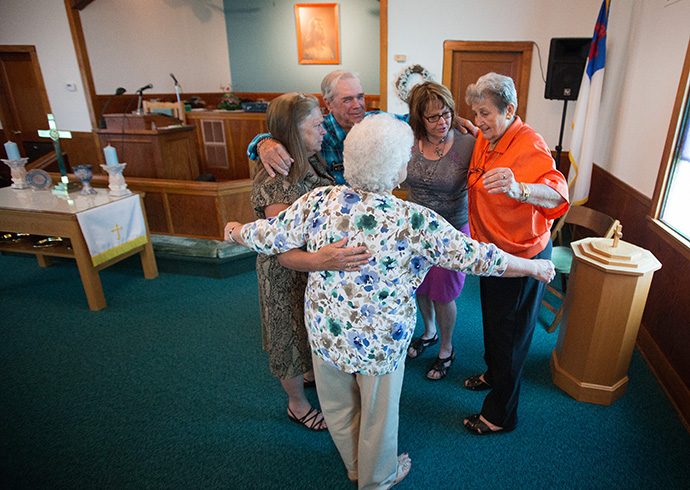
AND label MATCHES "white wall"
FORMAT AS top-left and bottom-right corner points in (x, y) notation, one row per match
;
(0, 0), (92, 131)
(80, 0), (232, 97)
(600, 0), (690, 197)
(387, 0), (690, 198)
(387, 0), (602, 151)
(0, 0), (232, 132)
